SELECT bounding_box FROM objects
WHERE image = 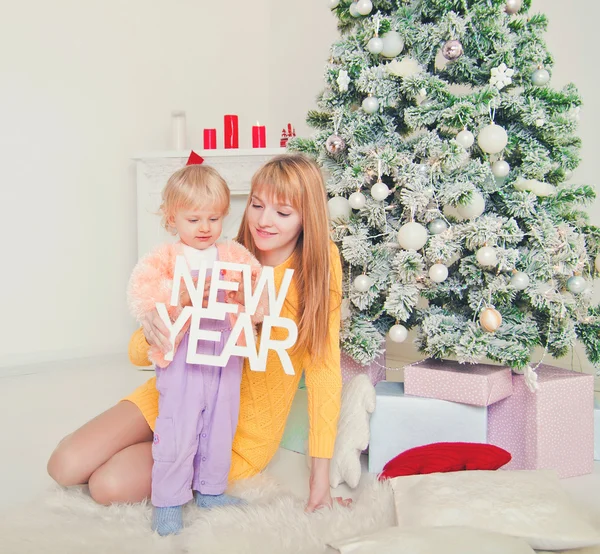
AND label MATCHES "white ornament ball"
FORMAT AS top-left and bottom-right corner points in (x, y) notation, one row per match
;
(567, 275), (587, 294)
(428, 218), (448, 235)
(505, 0), (522, 14)
(389, 324), (408, 343)
(362, 95), (379, 114)
(480, 307), (503, 333)
(456, 191), (486, 220)
(510, 271), (530, 290)
(327, 196), (351, 220)
(371, 181), (390, 201)
(356, 0), (373, 15)
(328, 0), (340, 8)
(477, 123), (508, 154)
(353, 274), (373, 292)
(456, 129), (475, 148)
(349, 191), (367, 209)
(492, 160), (510, 178)
(397, 222), (428, 250)
(532, 68), (550, 87)
(367, 37), (384, 54)
(349, 2), (360, 17)
(429, 263), (449, 283)
(380, 31), (405, 58)
(476, 246), (498, 267)
(596, 254), (600, 273)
